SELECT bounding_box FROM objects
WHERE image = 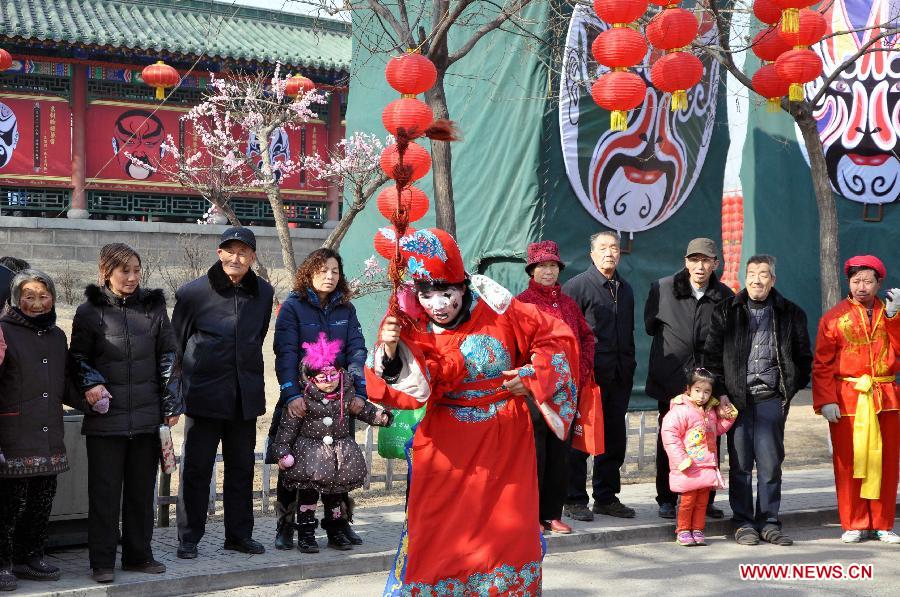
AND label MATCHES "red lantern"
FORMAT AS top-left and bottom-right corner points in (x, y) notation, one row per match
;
(593, 0), (649, 24)
(382, 98), (434, 137)
(753, 64), (791, 111)
(141, 61), (180, 101)
(777, 9), (827, 48)
(592, 27), (648, 68)
(646, 8), (699, 50)
(775, 48), (822, 101)
(380, 142), (432, 181)
(377, 186), (430, 223)
(285, 74), (315, 97)
(752, 27), (792, 62)
(374, 225), (417, 259)
(753, 0), (783, 25)
(769, 0), (816, 33)
(591, 71), (647, 131)
(0, 49), (12, 72)
(650, 0), (681, 6)
(650, 52), (703, 111)
(385, 52), (437, 96)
